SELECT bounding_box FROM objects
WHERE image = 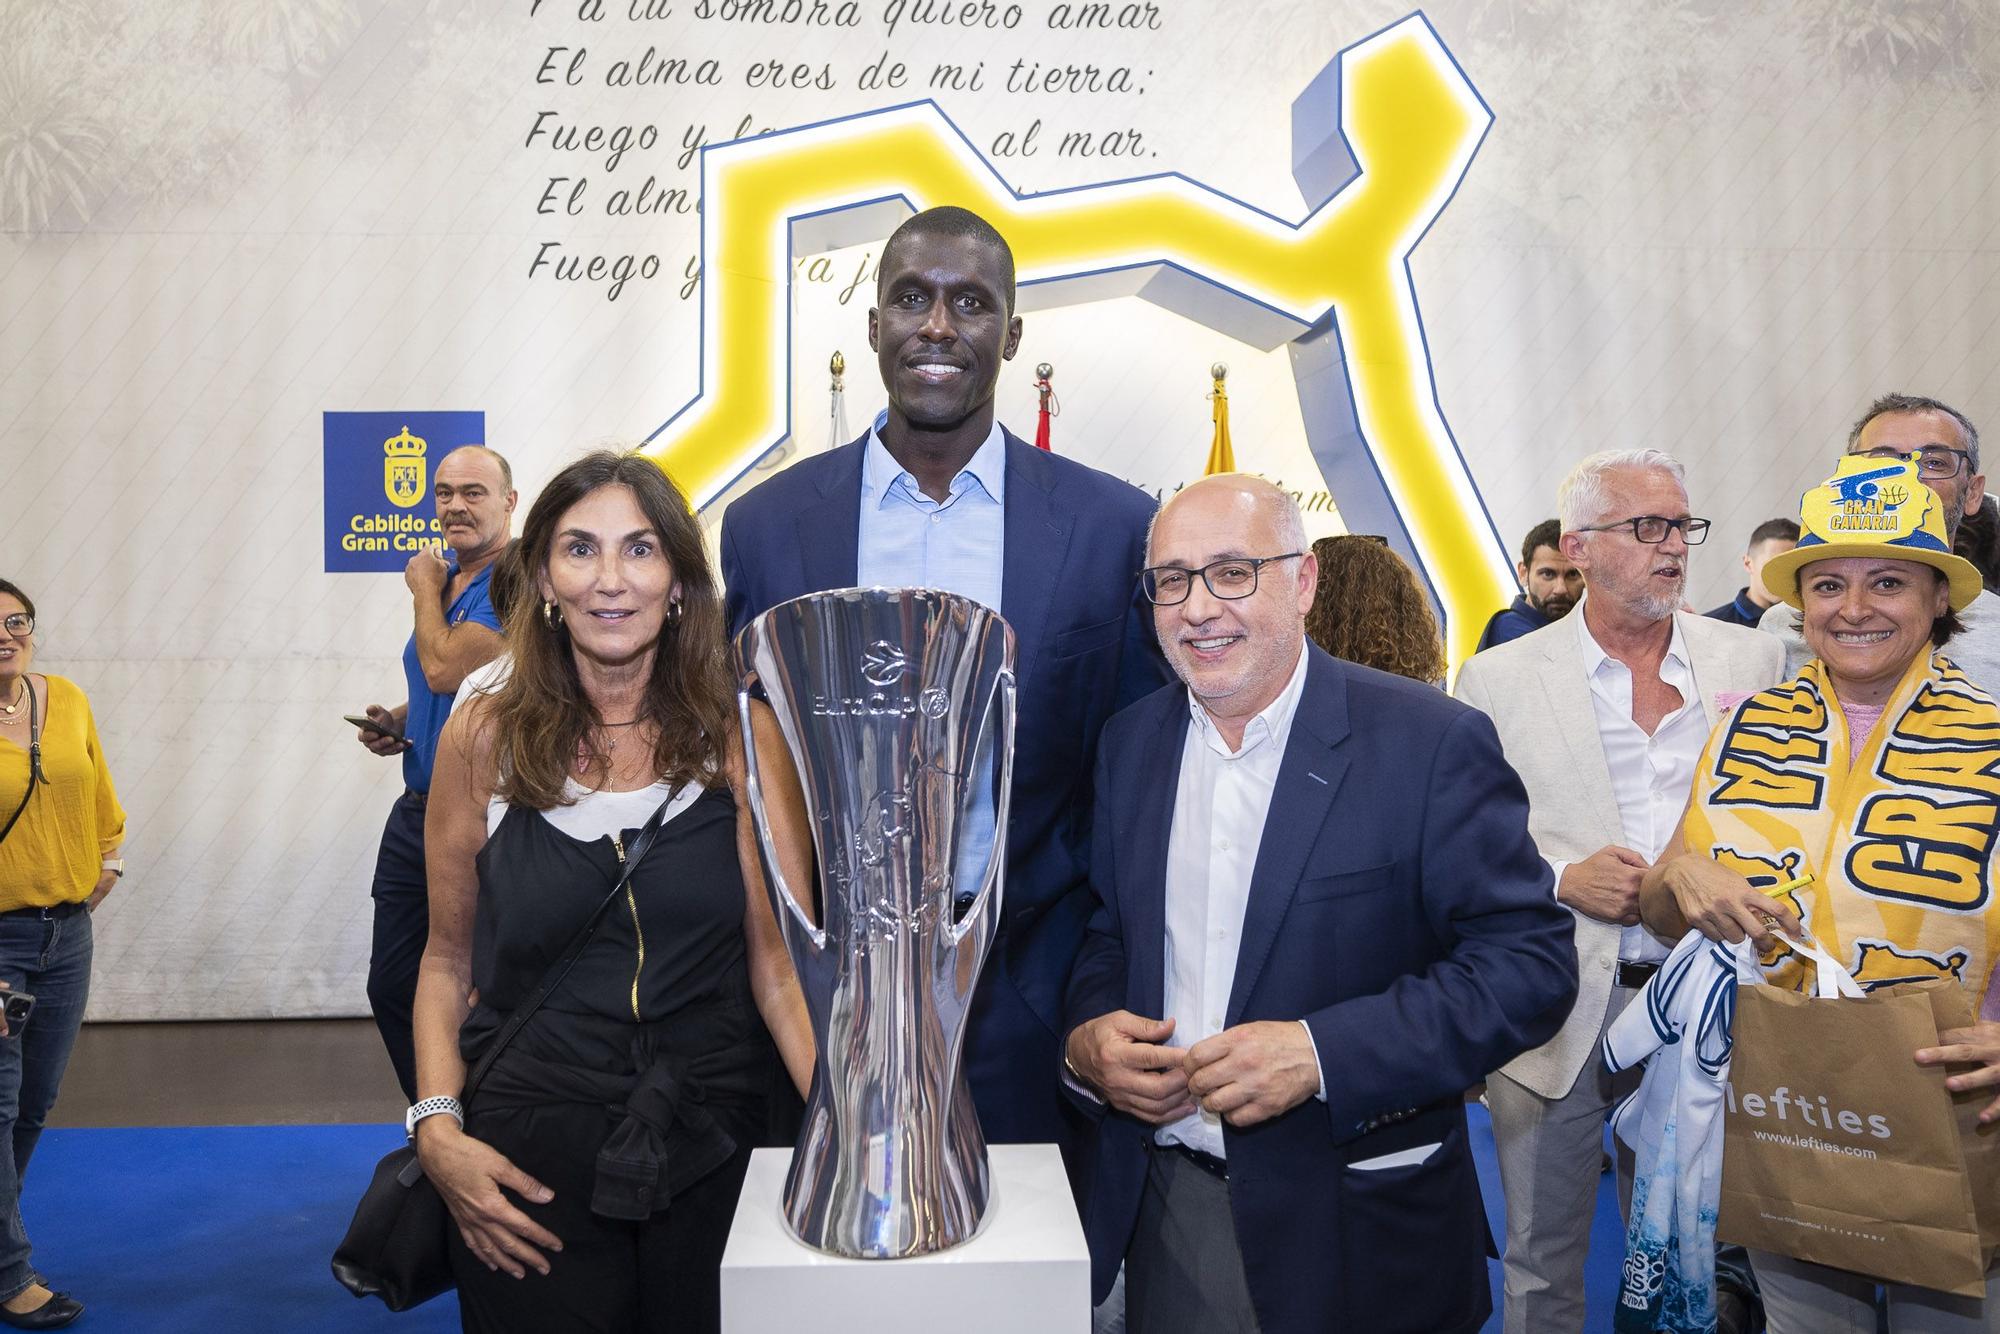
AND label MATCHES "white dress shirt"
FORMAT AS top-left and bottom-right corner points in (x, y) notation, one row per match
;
(1156, 642), (1311, 1160)
(1570, 609), (1708, 966)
